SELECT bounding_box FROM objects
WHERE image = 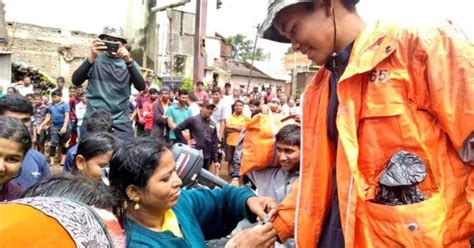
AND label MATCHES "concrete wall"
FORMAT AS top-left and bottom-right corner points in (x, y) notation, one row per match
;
(230, 75), (286, 93)
(6, 22), (95, 83)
